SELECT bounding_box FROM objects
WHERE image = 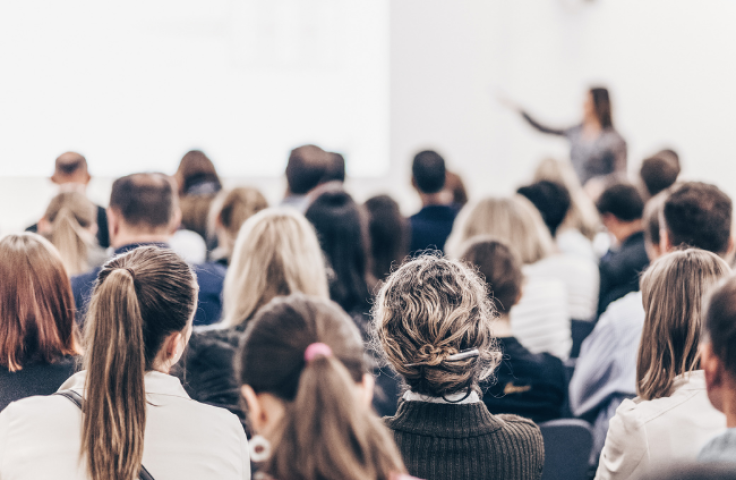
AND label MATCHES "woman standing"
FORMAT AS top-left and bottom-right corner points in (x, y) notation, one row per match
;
(509, 87), (627, 186)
